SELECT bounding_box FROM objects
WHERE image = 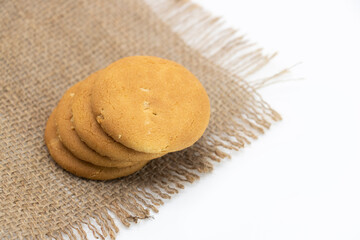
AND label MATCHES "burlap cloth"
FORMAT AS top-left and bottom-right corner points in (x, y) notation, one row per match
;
(0, 0), (282, 239)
